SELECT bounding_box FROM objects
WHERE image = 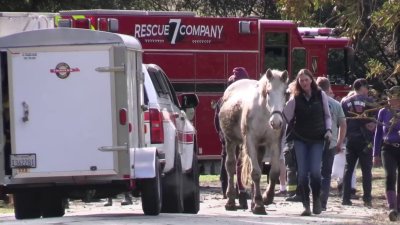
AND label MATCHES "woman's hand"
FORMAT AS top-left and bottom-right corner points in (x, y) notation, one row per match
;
(324, 129), (332, 141)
